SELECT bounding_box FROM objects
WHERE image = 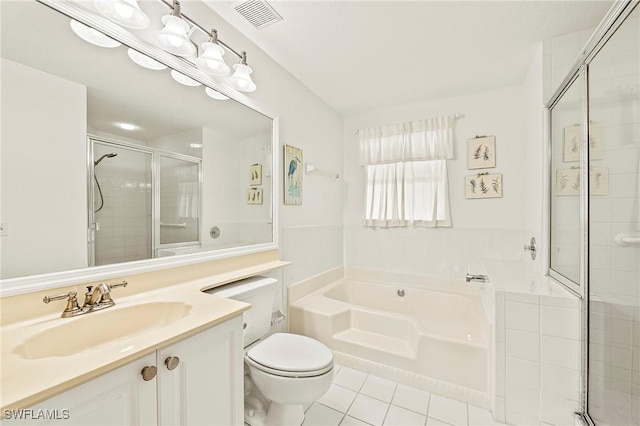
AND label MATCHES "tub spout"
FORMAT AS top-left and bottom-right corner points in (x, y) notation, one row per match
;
(465, 273), (488, 283)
